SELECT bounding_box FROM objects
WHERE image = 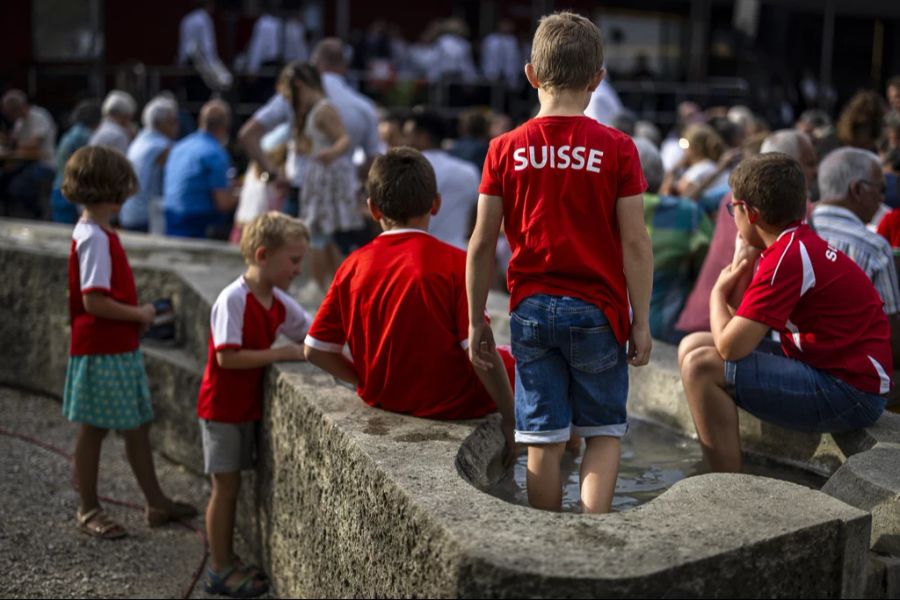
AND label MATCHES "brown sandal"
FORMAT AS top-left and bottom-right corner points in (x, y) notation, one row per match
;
(77, 508), (128, 540)
(146, 499), (199, 527)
